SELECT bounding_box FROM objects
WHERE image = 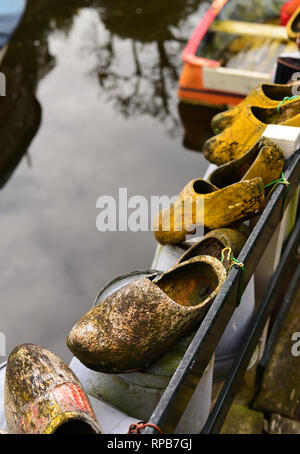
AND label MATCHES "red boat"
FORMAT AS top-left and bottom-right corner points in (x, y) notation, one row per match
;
(178, 0), (299, 107)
